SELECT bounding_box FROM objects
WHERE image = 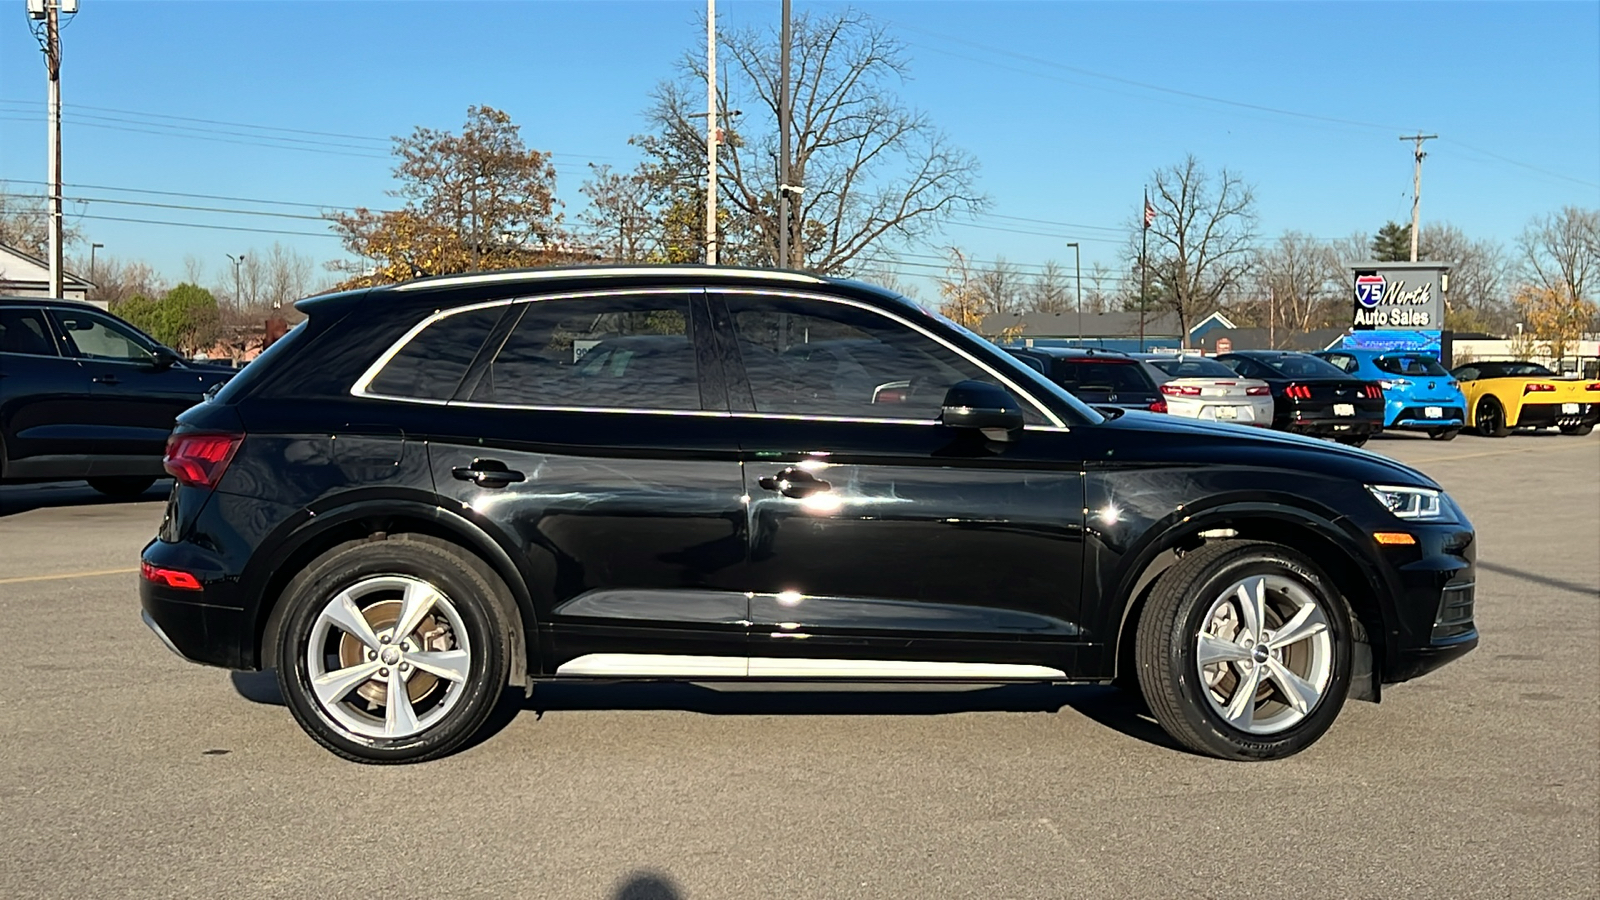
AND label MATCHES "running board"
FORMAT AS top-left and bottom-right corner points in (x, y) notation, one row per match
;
(554, 653), (1066, 680)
